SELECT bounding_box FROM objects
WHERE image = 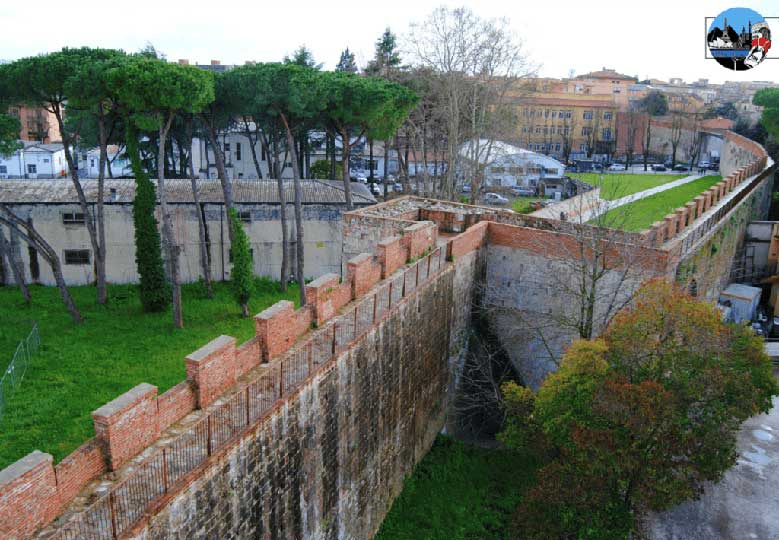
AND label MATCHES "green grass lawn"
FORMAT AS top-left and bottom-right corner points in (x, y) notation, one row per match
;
(375, 436), (541, 540)
(597, 175), (723, 232)
(568, 173), (685, 201)
(511, 196), (544, 214)
(0, 279), (298, 469)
